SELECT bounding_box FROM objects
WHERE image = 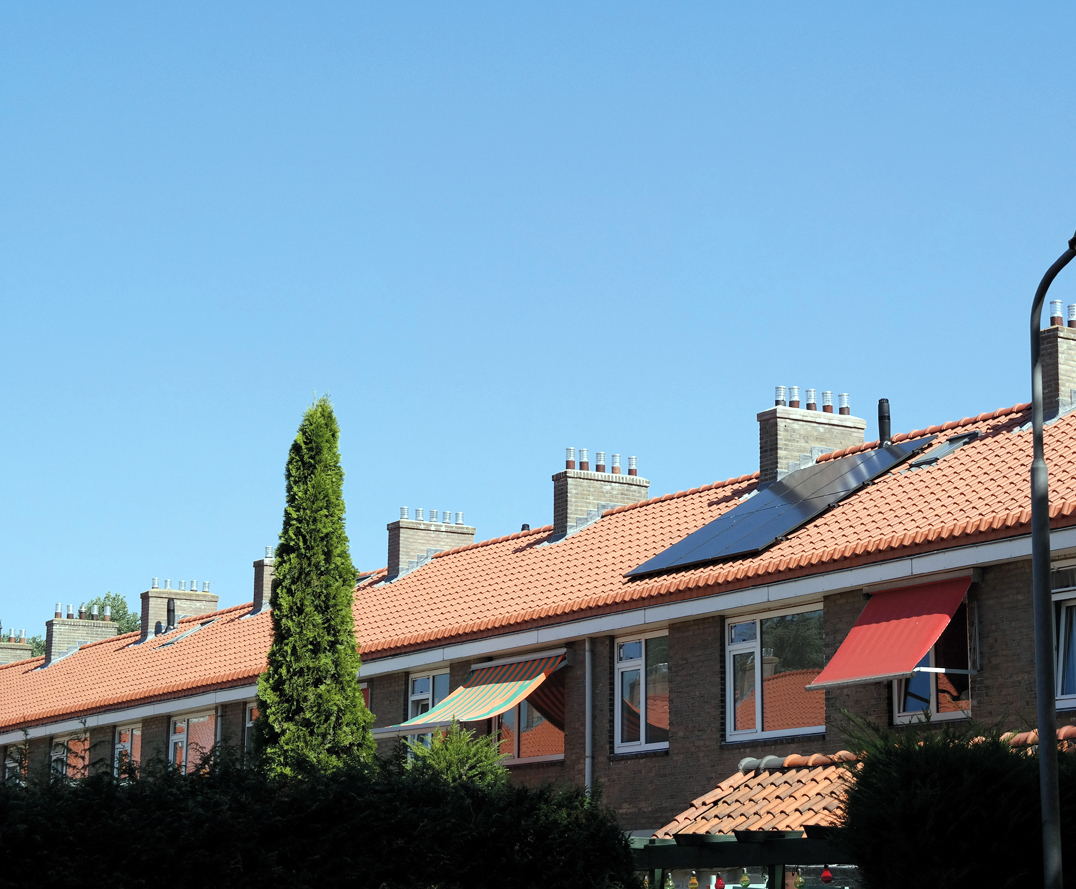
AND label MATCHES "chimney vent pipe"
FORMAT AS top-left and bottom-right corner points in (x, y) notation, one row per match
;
(179, 581), (186, 592)
(878, 398), (891, 445)
(165, 579), (172, 590)
(103, 606), (112, 622)
(1051, 299), (1064, 326)
(90, 605), (99, 620)
(430, 508), (439, 523)
(400, 507), (408, 520)
(54, 603), (62, 619)
(152, 577), (159, 590)
(166, 598), (176, 631)
(775, 385), (787, 407)
(822, 391), (834, 414)
(415, 508), (424, 521)
(838, 393), (850, 416)
(78, 605), (86, 621)
(565, 447), (576, 470)
(611, 454), (621, 474)
(455, 511), (464, 525)
(806, 389), (817, 411)
(1068, 304), (1076, 328)
(202, 581), (210, 592)
(66, 604), (74, 619)
(628, 456), (638, 476)
(265, 546), (273, 560)
(19, 629), (26, 643)
(521, 523), (530, 531)
(596, 451), (606, 472)
(579, 448), (589, 471)
(789, 386), (801, 408)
